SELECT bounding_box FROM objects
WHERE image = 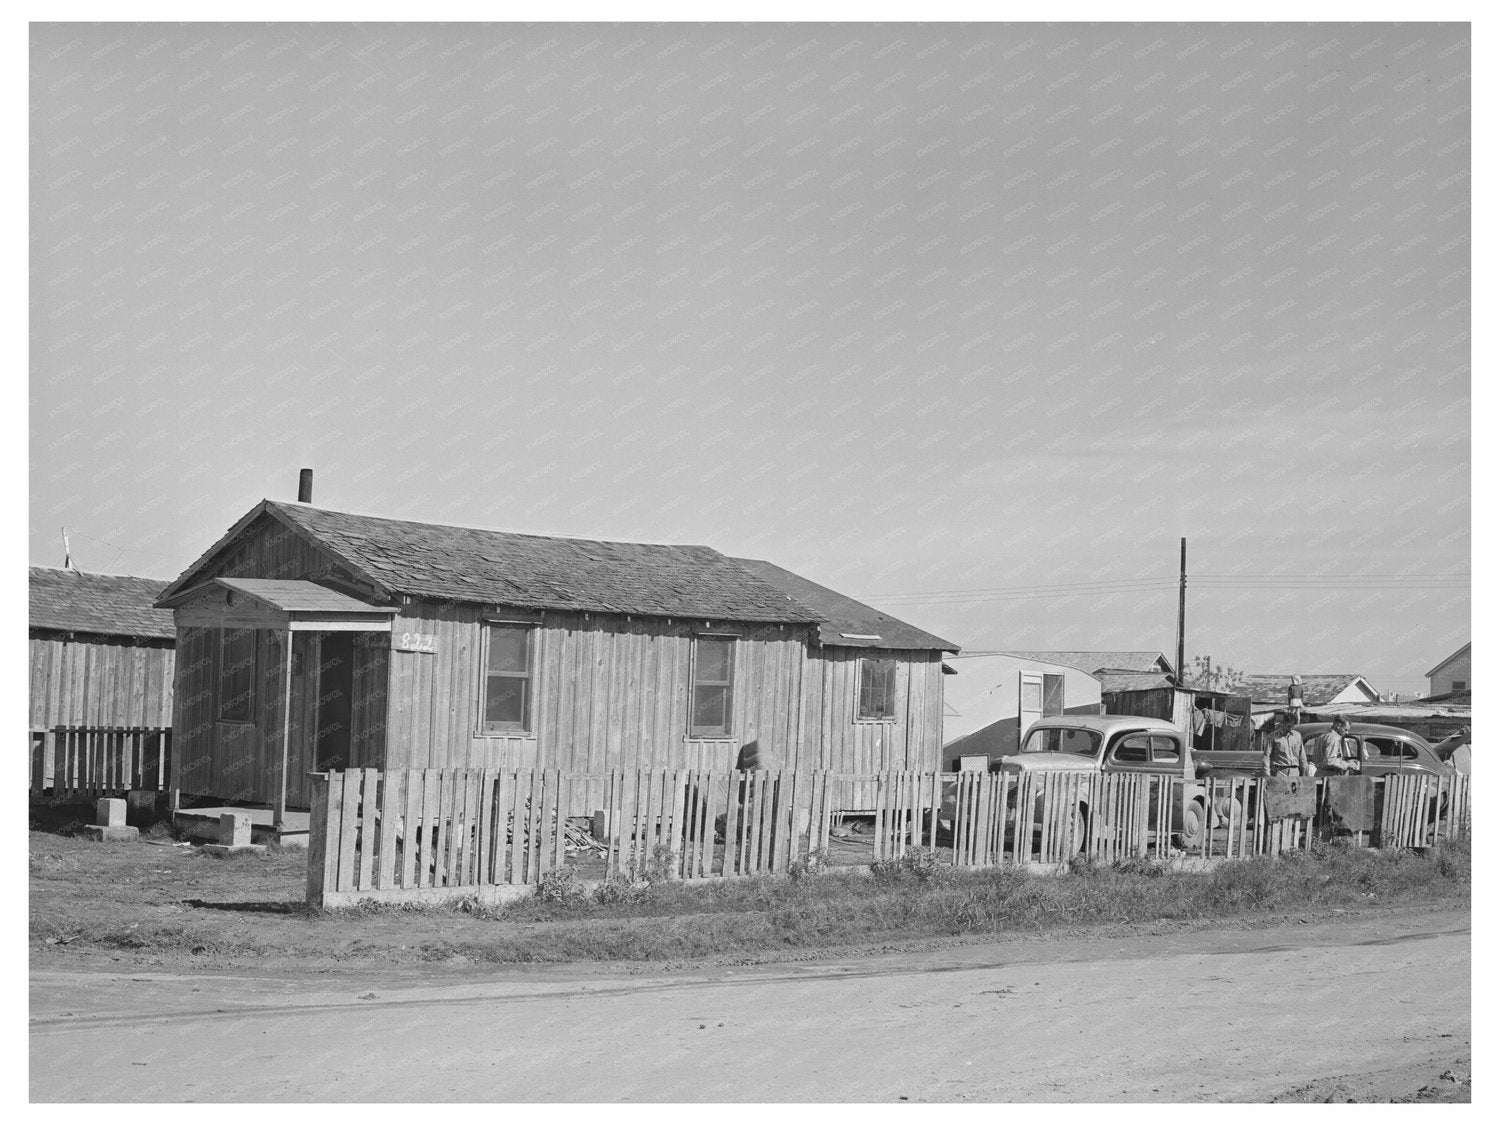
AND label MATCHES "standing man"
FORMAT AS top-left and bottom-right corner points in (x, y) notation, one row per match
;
(1262, 711), (1311, 777)
(1311, 715), (1360, 775)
